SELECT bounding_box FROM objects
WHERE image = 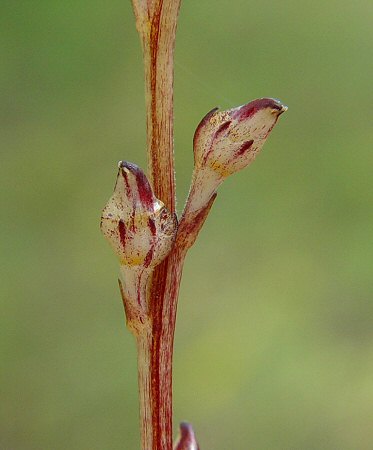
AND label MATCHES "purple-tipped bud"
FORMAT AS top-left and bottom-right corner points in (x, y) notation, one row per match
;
(174, 422), (200, 450)
(194, 98), (287, 177)
(101, 161), (177, 268)
(181, 98), (287, 216)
